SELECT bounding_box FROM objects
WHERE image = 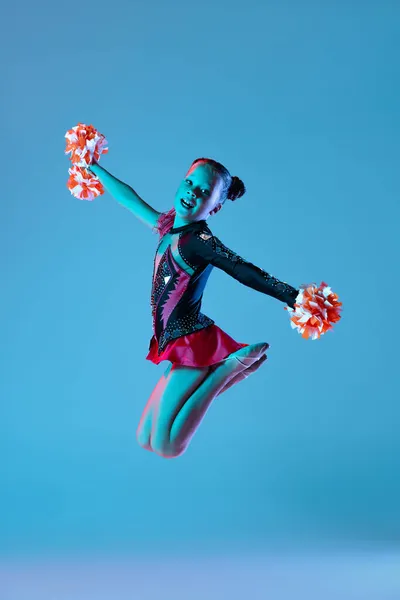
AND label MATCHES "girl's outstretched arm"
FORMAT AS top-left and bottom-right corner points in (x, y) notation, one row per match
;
(190, 230), (299, 308)
(89, 163), (161, 230)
